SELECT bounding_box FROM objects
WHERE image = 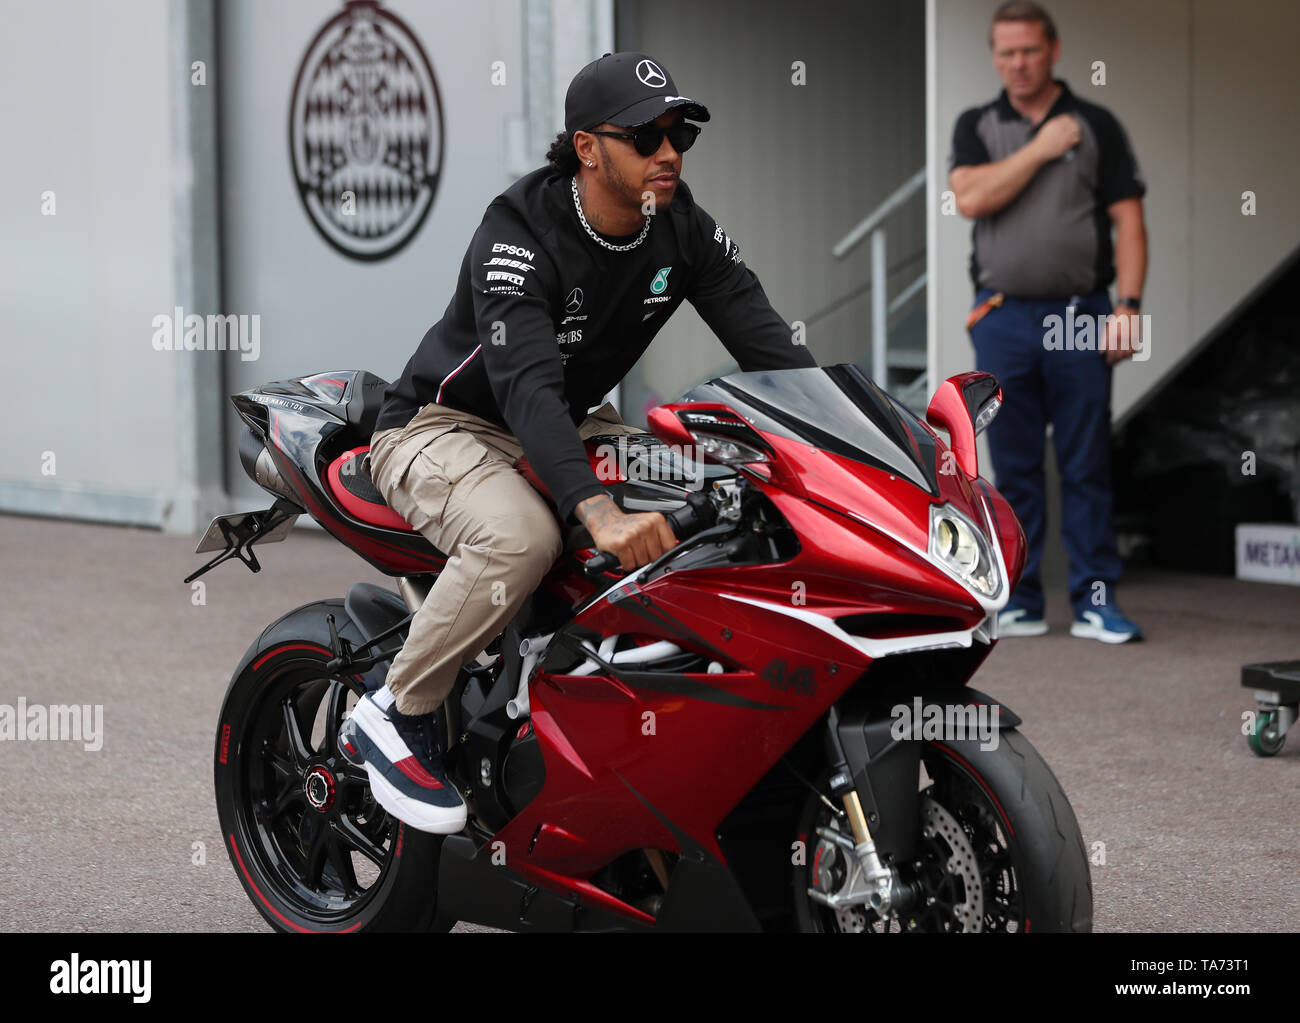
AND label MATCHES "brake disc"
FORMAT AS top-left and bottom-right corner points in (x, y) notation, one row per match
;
(919, 795), (984, 932)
